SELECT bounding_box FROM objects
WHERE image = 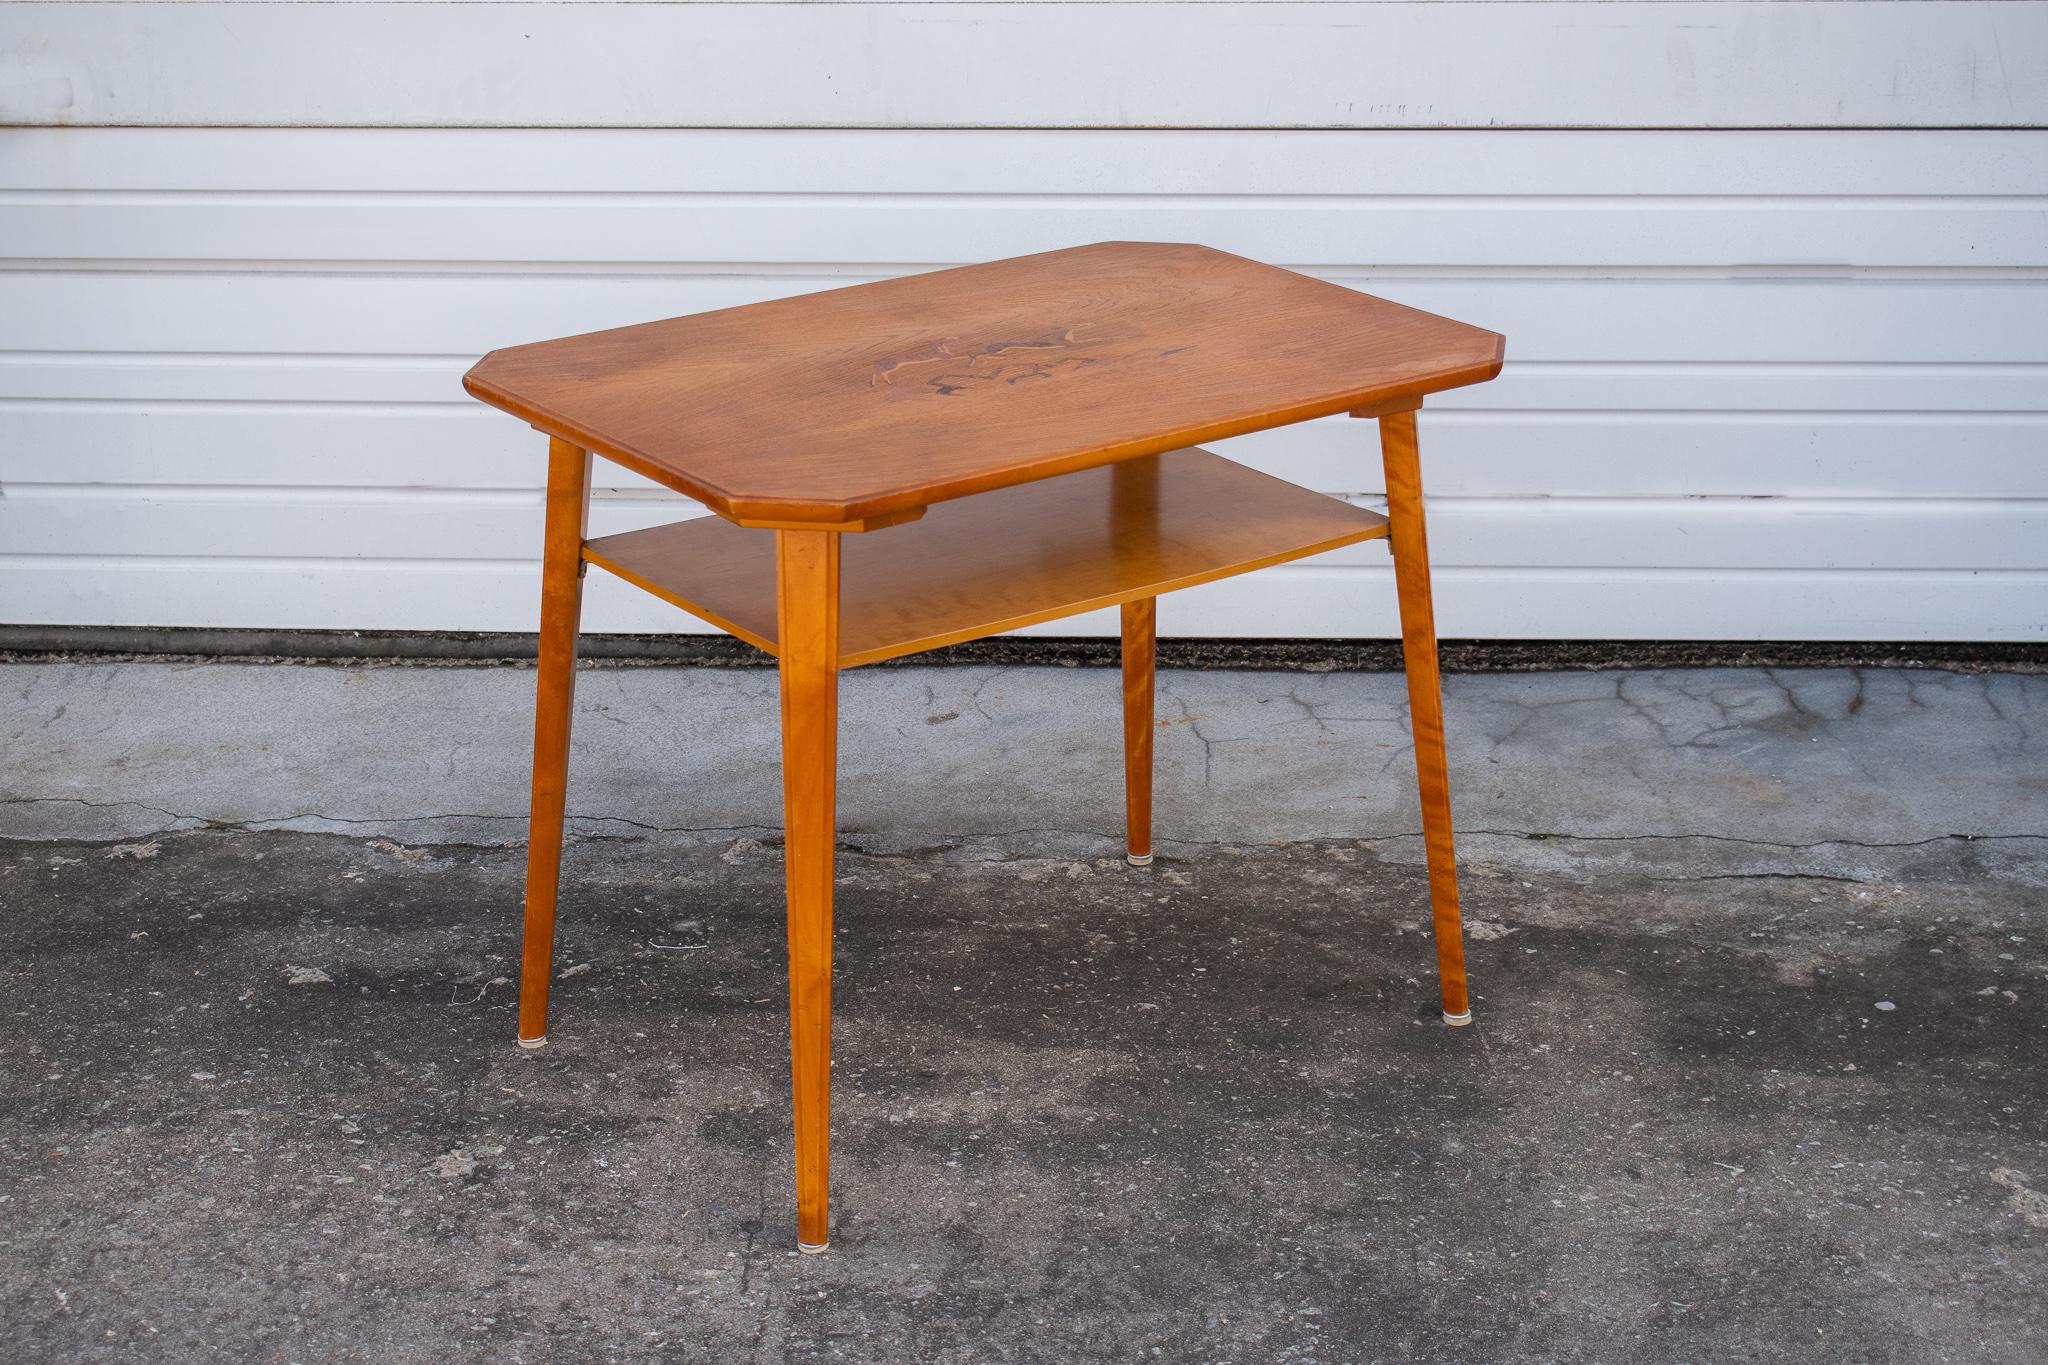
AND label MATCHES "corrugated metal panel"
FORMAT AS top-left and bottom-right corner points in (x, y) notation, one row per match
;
(3, 2), (2043, 128)
(2, 123), (2044, 638)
